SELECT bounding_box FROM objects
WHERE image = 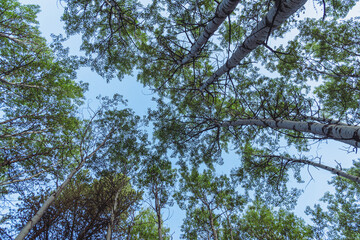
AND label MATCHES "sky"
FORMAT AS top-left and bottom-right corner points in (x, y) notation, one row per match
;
(17, 0), (360, 238)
